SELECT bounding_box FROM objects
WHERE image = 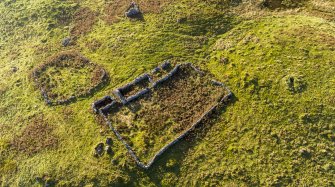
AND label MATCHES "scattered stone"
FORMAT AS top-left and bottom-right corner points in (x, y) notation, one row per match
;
(151, 67), (160, 74)
(94, 143), (105, 156)
(62, 37), (71, 47)
(105, 145), (114, 155)
(126, 8), (140, 17)
(219, 57), (229, 64)
(161, 61), (171, 70)
(106, 137), (113, 145)
(11, 66), (18, 73)
(299, 148), (311, 158)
